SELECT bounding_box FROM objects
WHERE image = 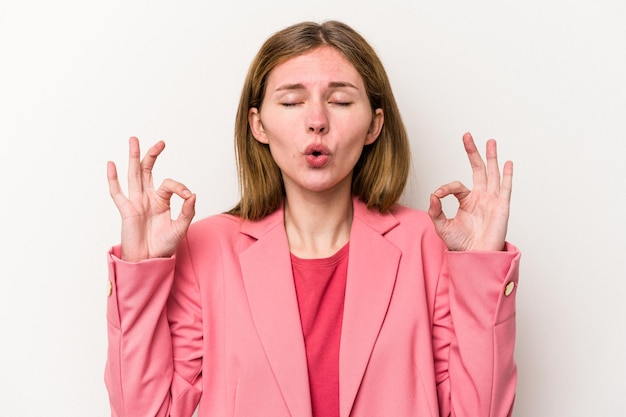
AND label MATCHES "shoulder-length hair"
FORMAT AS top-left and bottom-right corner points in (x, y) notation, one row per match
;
(228, 20), (411, 220)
